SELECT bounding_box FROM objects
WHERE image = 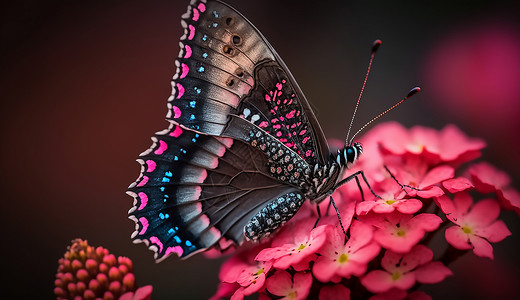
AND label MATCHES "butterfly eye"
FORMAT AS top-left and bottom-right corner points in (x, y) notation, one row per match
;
(232, 35), (242, 45)
(223, 45), (235, 55)
(225, 17), (233, 25)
